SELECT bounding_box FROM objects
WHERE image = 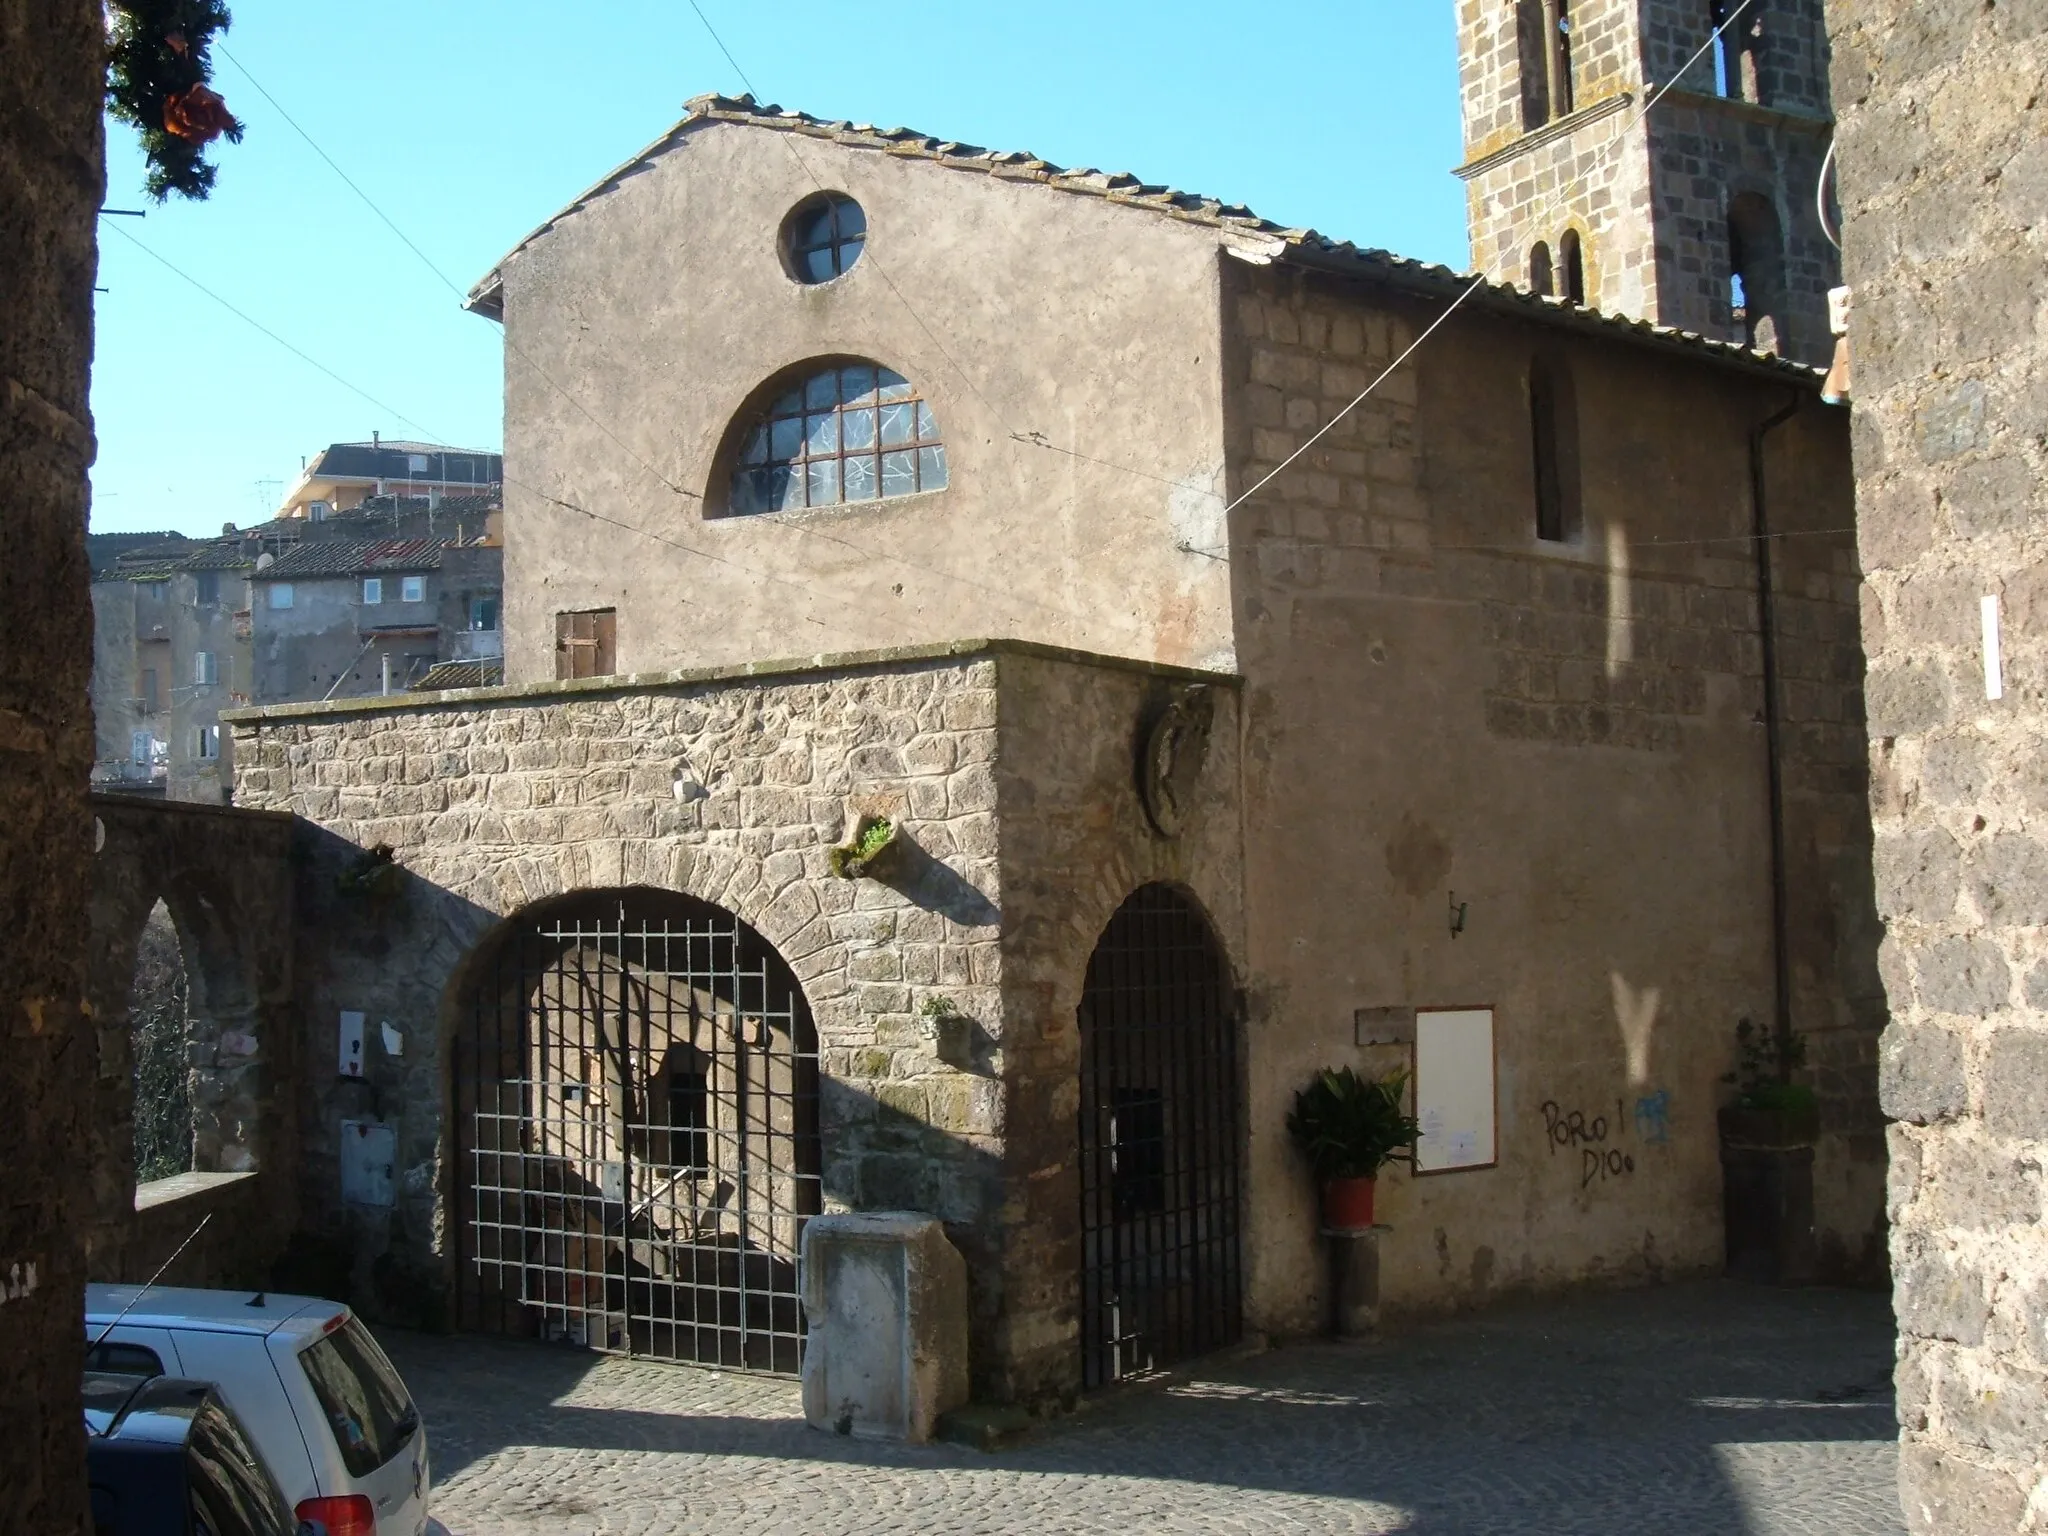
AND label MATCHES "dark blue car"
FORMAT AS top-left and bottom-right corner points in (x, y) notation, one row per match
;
(84, 1372), (310, 1536)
